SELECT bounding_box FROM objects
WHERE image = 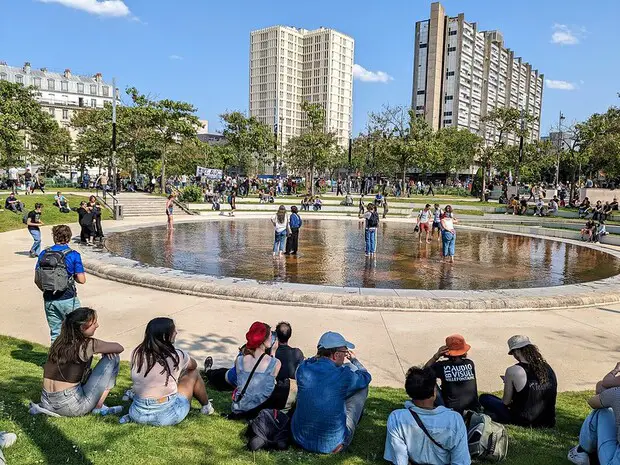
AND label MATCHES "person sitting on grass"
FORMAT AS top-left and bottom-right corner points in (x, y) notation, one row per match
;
(54, 191), (69, 210)
(424, 334), (480, 414)
(384, 366), (470, 465)
(568, 363), (620, 465)
(274, 321), (305, 381)
(0, 432), (17, 465)
(592, 221), (609, 243)
(547, 196), (559, 216)
(592, 200), (604, 221)
(534, 197), (545, 216)
(4, 192), (23, 213)
(30, 307), (124, 418)
(301, 195), (311, 211)
(127, 317), (214, 426)
(581, 220), (596, 242)
(518, 196), (528, 215)
(579, 197), (592, 218)
(291, 331), (371, 454)
(479, 335), (557, 428)
(313, 196), (322, 211)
